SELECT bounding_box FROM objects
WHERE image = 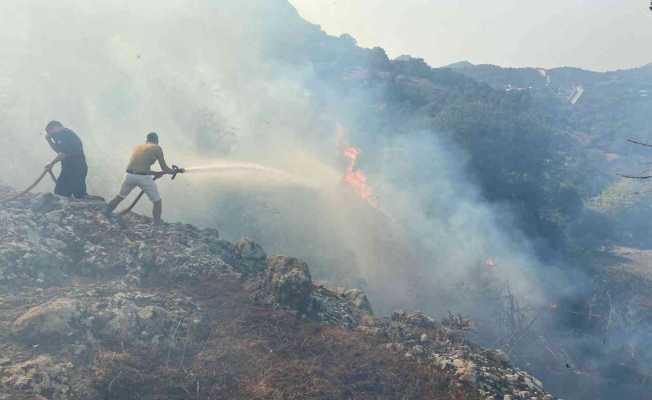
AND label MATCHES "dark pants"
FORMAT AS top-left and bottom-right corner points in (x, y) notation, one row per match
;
(55, 158), (88, 198)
